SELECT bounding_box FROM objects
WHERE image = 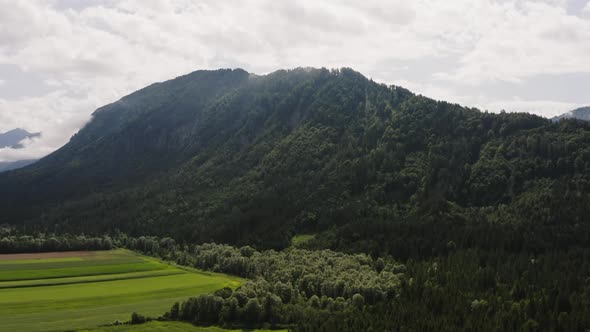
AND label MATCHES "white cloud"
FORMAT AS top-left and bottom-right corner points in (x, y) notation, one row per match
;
(0, 0), (589, 161)
(584, 1), (590, 13)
